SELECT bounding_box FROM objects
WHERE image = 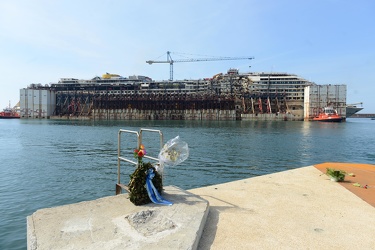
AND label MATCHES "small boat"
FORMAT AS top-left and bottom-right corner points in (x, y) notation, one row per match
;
(0, 102), (20, 119)
(313, 107), (343, 122)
